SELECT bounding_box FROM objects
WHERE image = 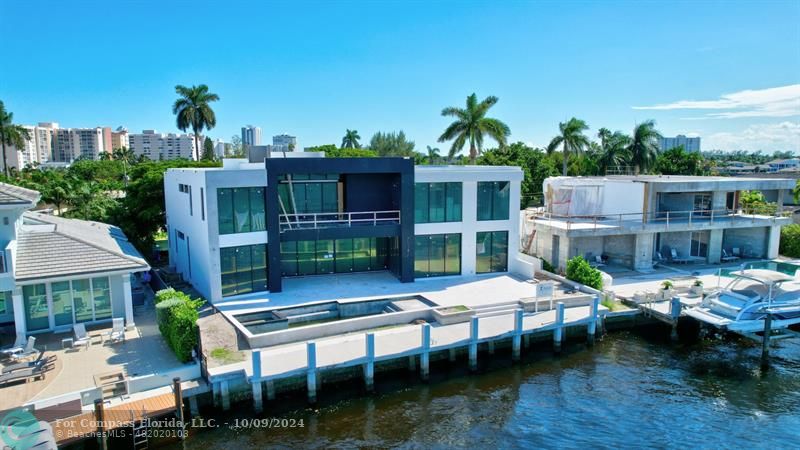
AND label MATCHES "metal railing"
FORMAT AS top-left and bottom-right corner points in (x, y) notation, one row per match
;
(279, 210), (401, 231)
(529, 207), (793, 233)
